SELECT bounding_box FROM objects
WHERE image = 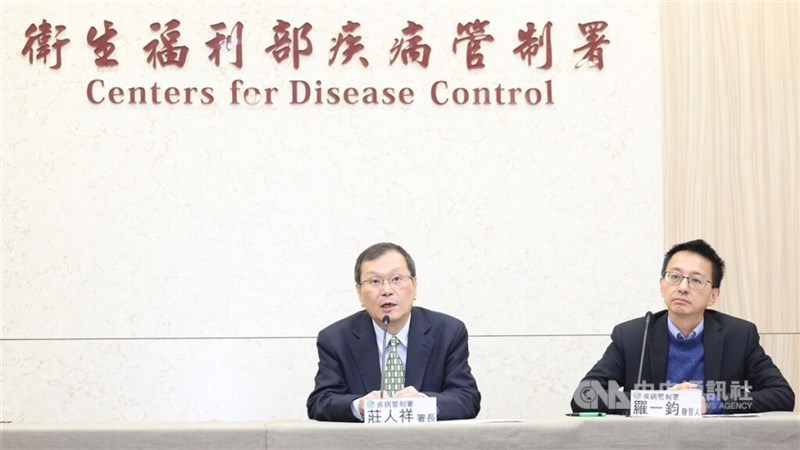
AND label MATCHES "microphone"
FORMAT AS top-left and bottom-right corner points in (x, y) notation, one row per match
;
(635, 311), (653, 389)
(379, 315), (390, 399)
